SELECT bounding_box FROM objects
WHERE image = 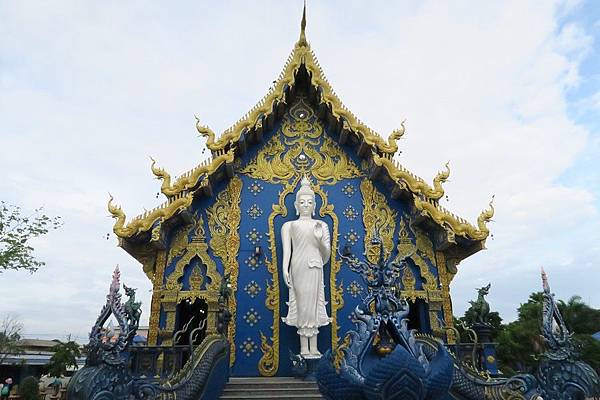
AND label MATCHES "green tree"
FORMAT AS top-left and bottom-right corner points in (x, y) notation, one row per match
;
(47, 339), (81, 378)
(0, 315), (23, 365)
(0, 201), (61, 273)
(559, 295), (600, 334)
(496, 292), (600, 375)
(18, 376), (40, 400)
(572, 334), (600, 372)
